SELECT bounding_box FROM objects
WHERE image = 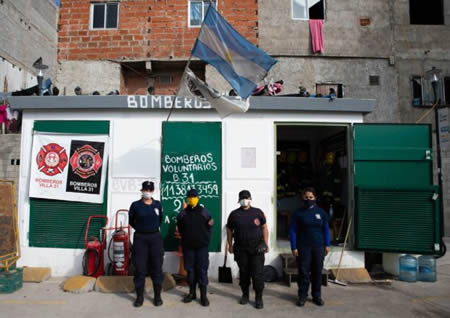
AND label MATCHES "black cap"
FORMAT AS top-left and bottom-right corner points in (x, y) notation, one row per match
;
(186, 188), (199, 197)
(238, 190), (251, 202)
(141, 181), (154, 191)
